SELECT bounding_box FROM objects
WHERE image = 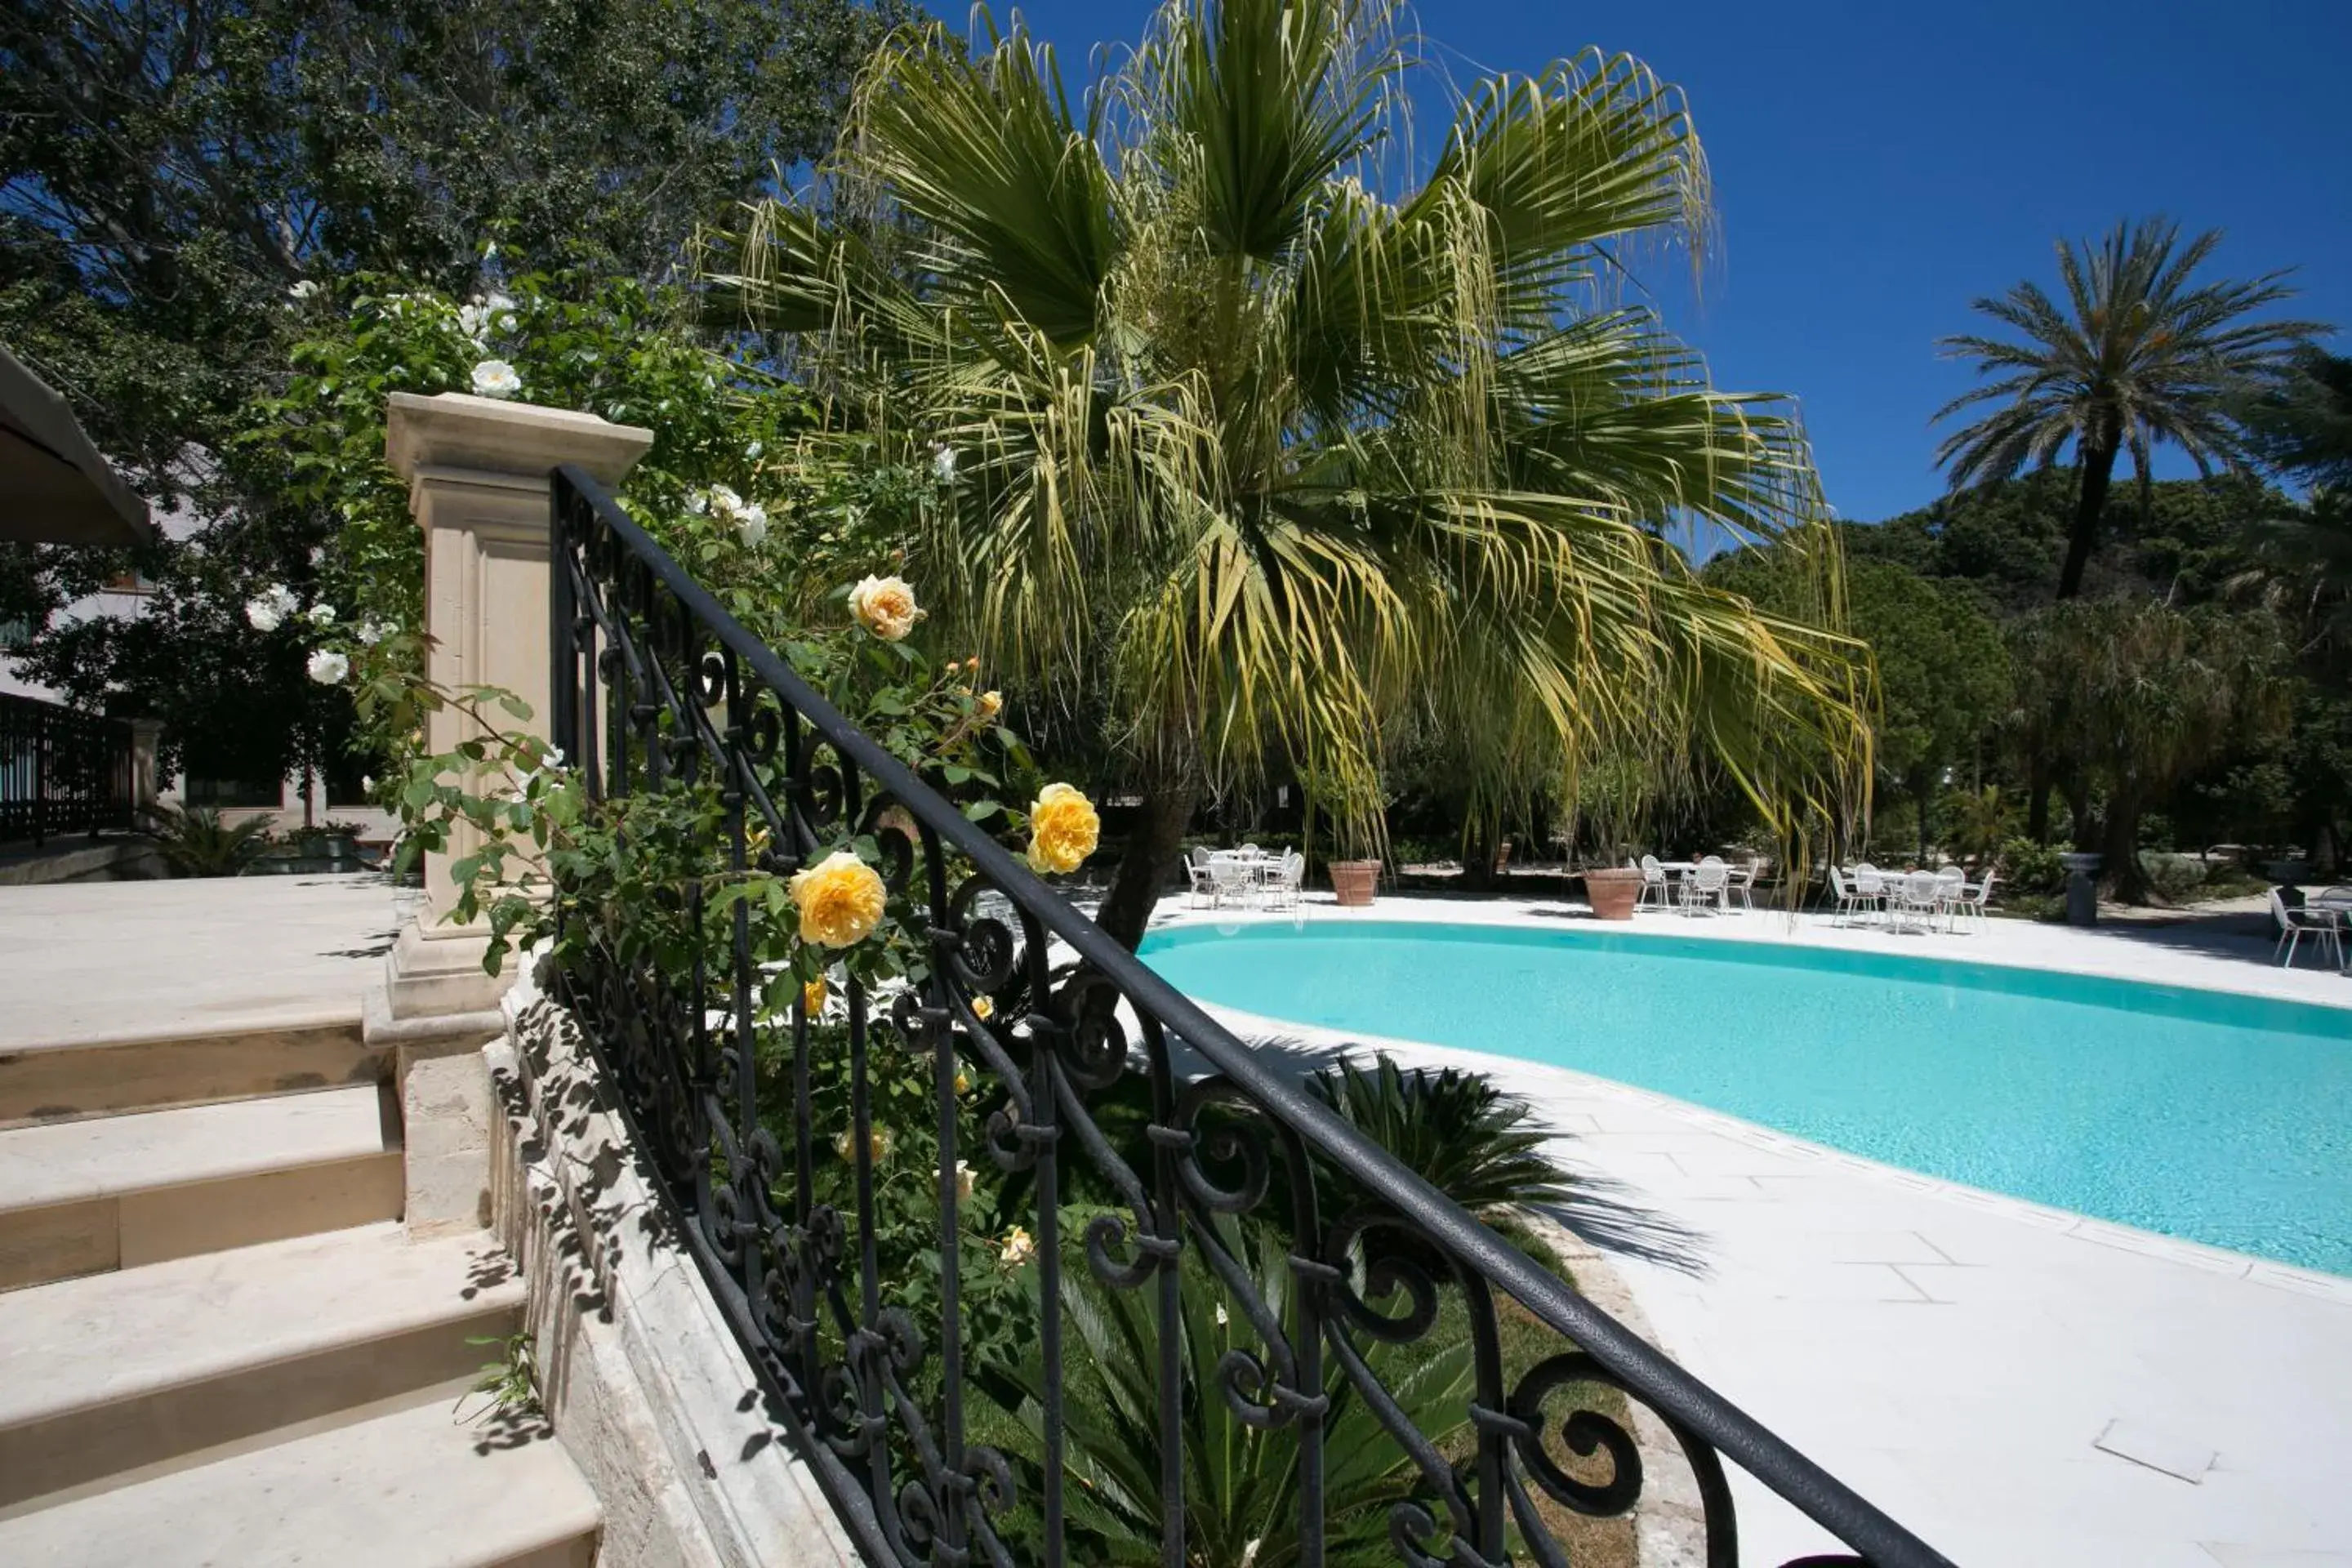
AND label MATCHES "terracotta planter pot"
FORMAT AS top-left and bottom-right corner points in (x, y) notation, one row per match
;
(1581, 866), (1643, 921)
(1329, 859), (1382, 907)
